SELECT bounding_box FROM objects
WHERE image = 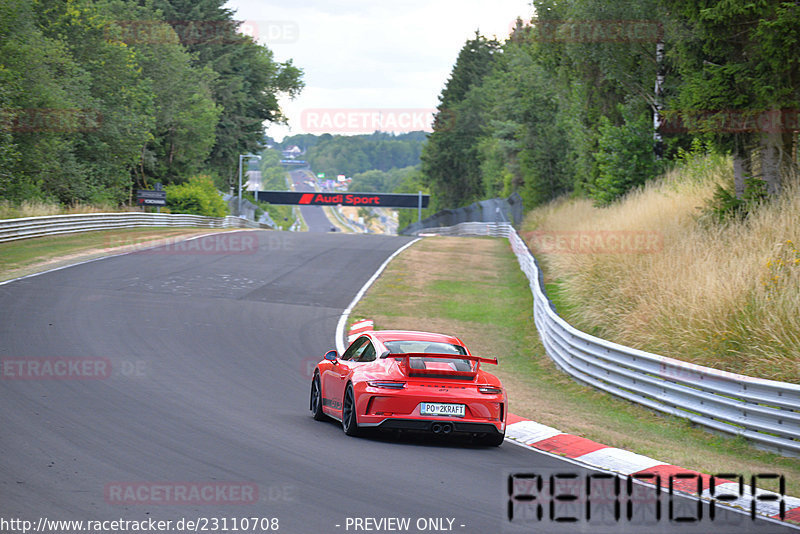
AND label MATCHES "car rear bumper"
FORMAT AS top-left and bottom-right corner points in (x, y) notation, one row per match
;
(361, 417), (504, 435)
